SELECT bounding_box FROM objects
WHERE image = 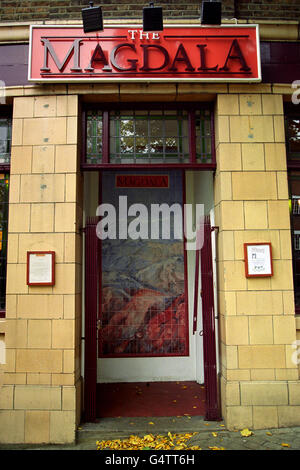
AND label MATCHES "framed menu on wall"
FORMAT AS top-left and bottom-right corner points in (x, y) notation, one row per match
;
(27, 251), (55, 286)
(244, 243), (273, 278)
